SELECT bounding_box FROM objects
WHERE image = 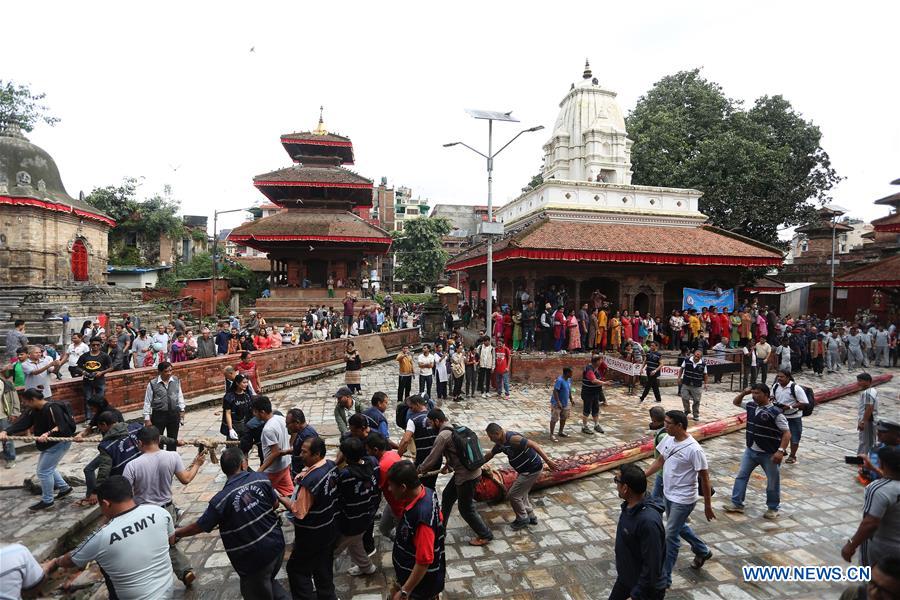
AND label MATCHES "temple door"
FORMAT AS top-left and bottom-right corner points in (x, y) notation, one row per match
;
(71, 239), (88, 281)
